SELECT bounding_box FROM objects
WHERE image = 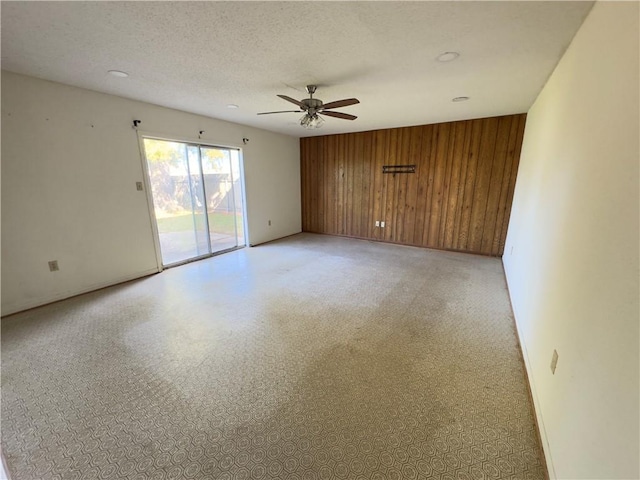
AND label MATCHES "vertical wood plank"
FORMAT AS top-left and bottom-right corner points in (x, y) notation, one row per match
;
(492, 114), (522, 254)
(308, 137), (318, 232)
(300, 138), (307, 231)
(361, 132), (374, 238)
(372, 130), (387, 240)
(337, 134), (343, 235)
(498, 114), (527, 254)
(421, 125), (439, 245)
(480, 116), (513, 255)
(345, 134), (354, 236)
(384, 129), (398, 242)
(414, 125), (432, 245)
(456, 119), (484, 251)
(366, 131), (378, 239)
(427, 122), (451, 247)
(403, 126), (423, 245)
(437, 123), (456, 248)
(467, 117), (500, 252)
(351, 133), (362, 238)
(337, 134), (345, 235)
(451, 121), (473, 248)
(394, 128), (411, 244)
(442, 122), (468, 247)
(325, 135), (335, 234)
(316, 137), (325, 233)
(342, 134), (350, 236)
